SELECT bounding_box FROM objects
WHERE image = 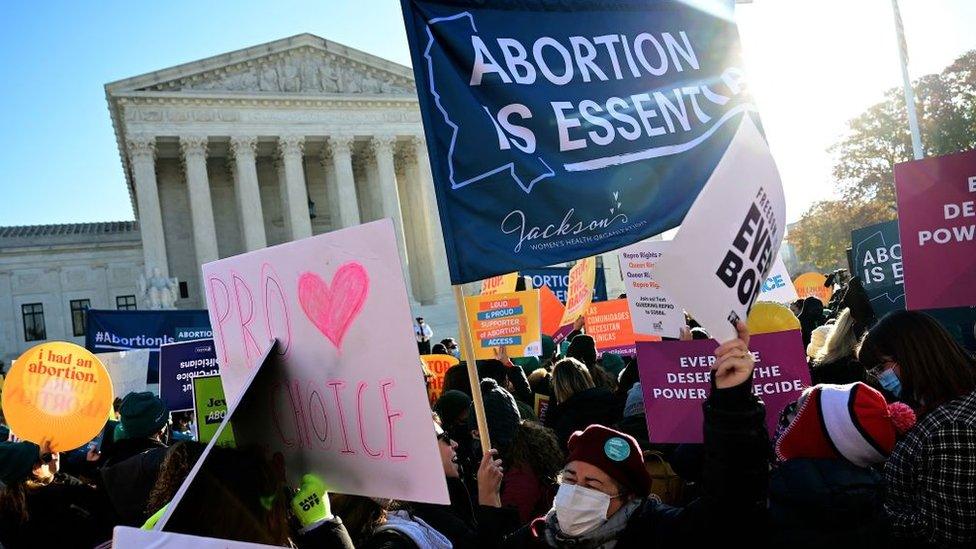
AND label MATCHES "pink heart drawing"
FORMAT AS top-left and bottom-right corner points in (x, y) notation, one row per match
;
(298, 262), (370, 349)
